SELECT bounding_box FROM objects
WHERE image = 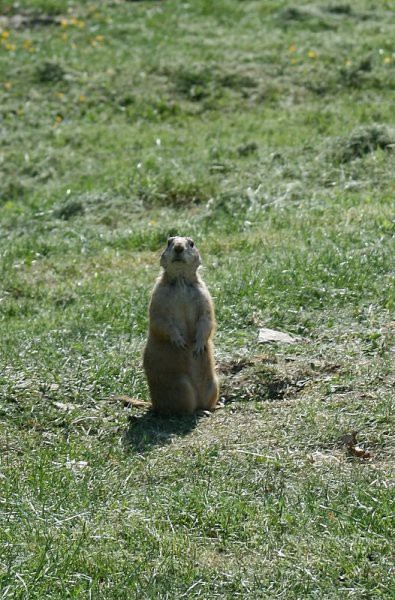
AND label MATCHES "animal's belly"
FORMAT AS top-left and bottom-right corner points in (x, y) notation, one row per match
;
(143, 335), (192, 373)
